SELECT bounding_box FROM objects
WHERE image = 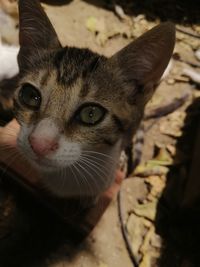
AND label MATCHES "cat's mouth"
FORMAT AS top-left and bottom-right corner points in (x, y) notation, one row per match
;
(23, 154), (57, 171)
(35, 157), (55, 168)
